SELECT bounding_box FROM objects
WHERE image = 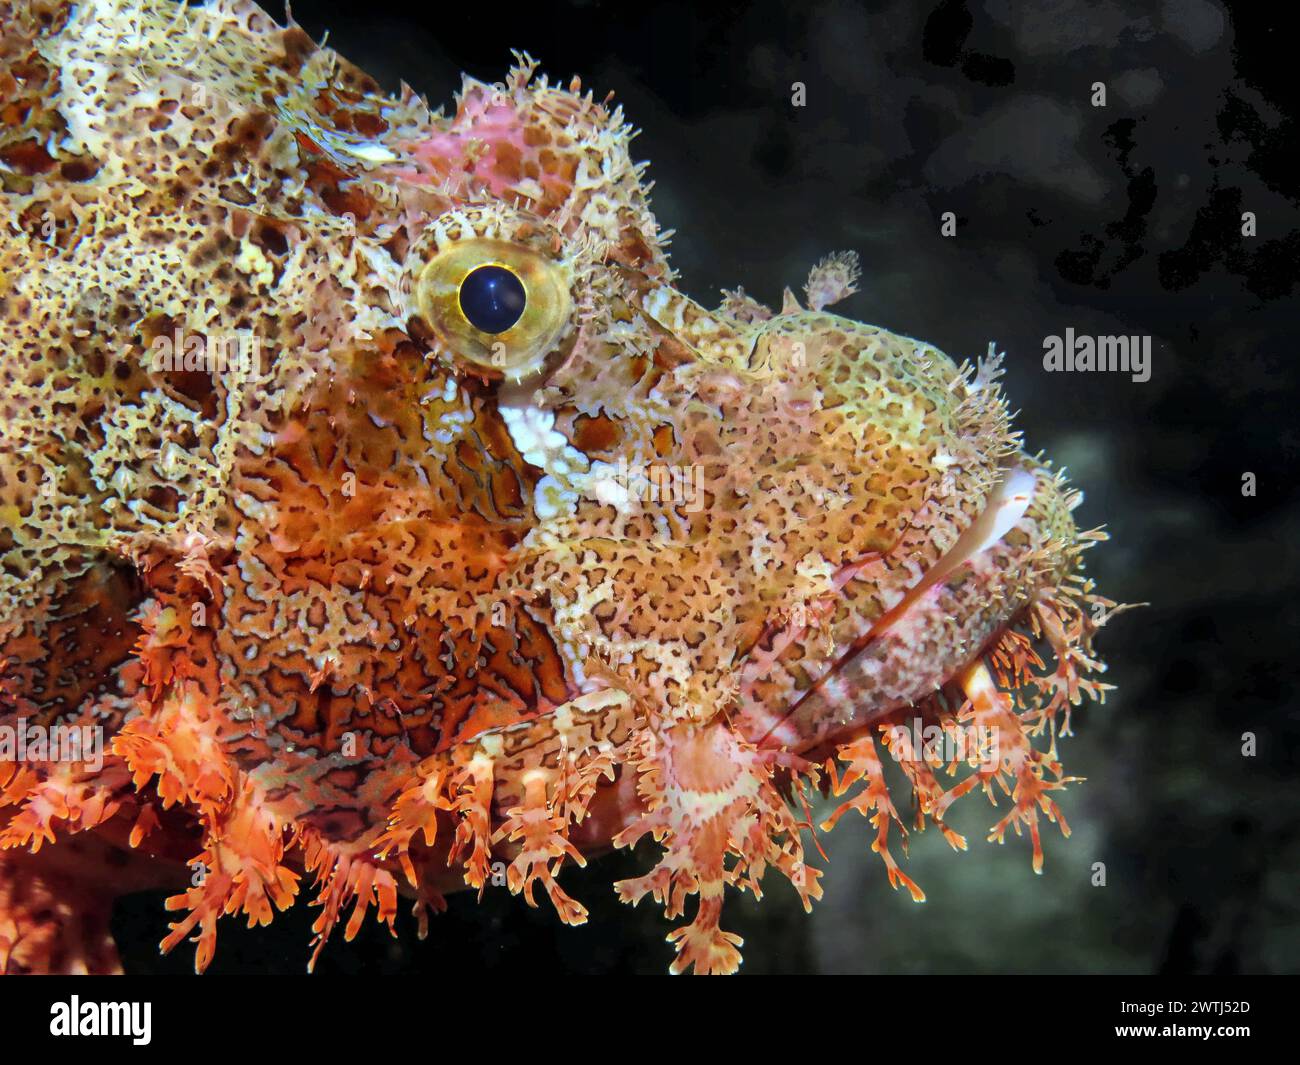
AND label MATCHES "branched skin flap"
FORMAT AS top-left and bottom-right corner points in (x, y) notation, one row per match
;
(0, 0), (1125, 975)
